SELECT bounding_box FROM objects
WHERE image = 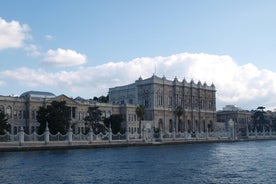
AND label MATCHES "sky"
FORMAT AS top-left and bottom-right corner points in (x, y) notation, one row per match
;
(0, 0), (276, 111)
